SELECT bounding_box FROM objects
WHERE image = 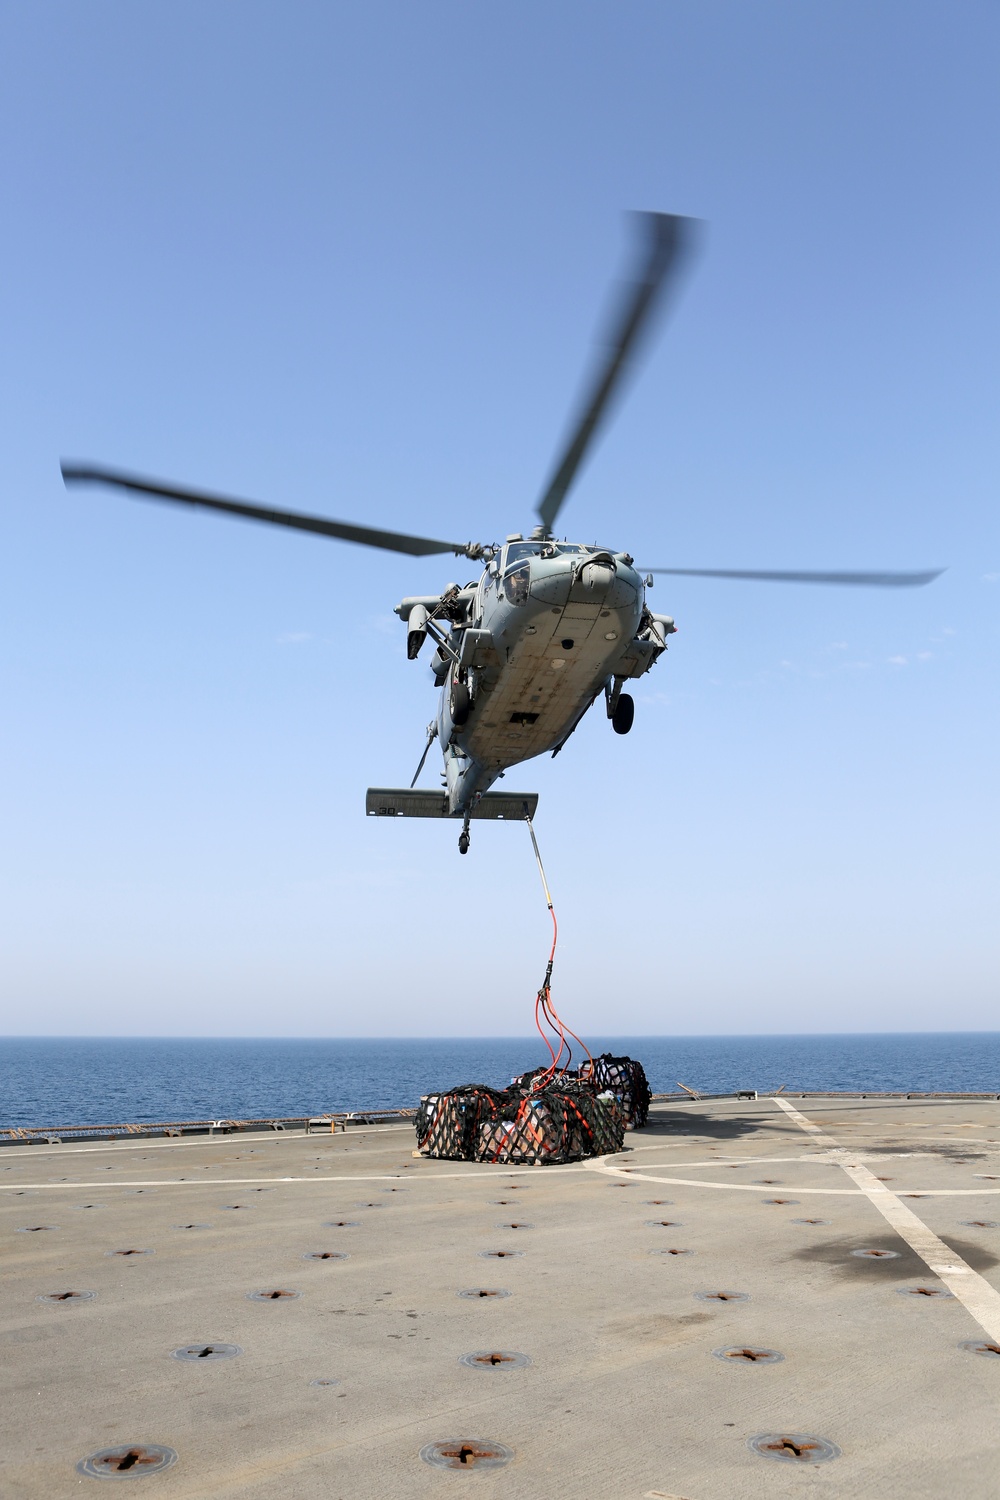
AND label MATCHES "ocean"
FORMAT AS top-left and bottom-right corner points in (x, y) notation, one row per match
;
(1, 1033), (999, 1130)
